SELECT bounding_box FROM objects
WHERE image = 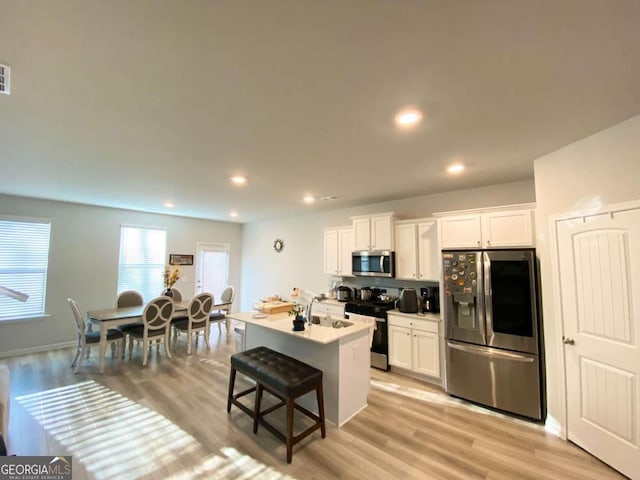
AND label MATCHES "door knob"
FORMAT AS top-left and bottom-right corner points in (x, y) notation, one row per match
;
(562, 337), (575, 345)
